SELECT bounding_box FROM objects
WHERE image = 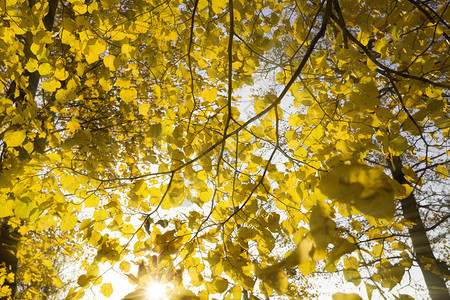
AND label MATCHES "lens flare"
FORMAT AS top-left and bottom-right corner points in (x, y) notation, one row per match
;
(145, 281), (166, 300)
